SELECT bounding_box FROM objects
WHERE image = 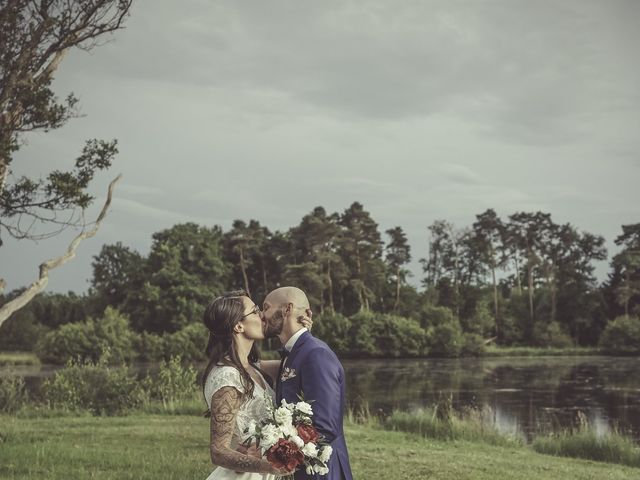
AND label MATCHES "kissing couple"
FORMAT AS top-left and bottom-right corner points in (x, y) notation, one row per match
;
(202, 286), (353, 480)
